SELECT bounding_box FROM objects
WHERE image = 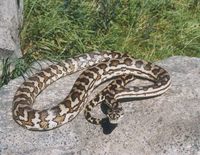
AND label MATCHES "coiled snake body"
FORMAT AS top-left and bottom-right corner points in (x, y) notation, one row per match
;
(13, 51), (171, 131)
